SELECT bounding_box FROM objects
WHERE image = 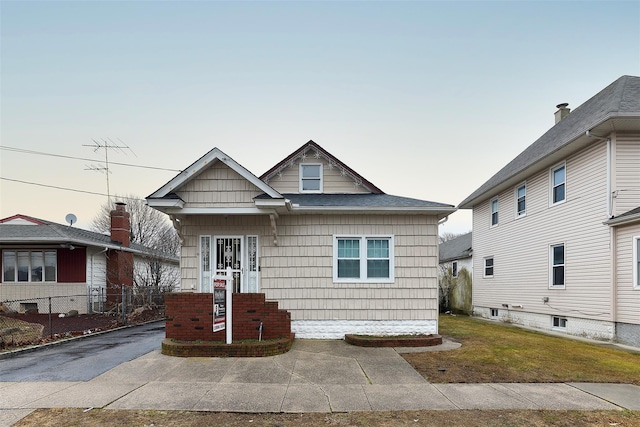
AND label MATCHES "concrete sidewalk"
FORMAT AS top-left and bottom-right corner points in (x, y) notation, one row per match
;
(2, 339), (639, 426)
